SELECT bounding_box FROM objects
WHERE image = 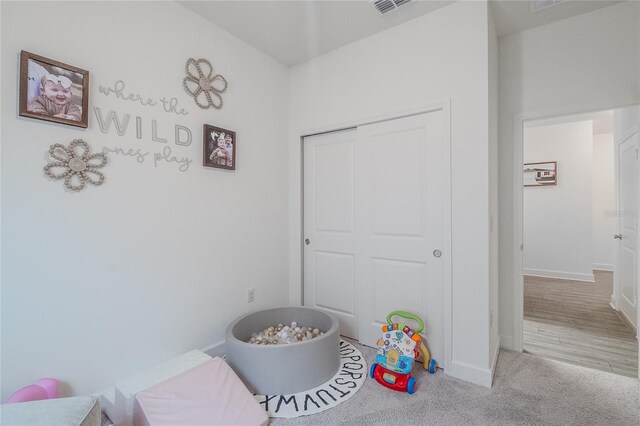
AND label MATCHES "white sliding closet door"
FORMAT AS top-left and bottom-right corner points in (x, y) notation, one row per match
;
(303, 110), (447, 363)
(355, 111), (446, 365)
(303, 129), (359, 338)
